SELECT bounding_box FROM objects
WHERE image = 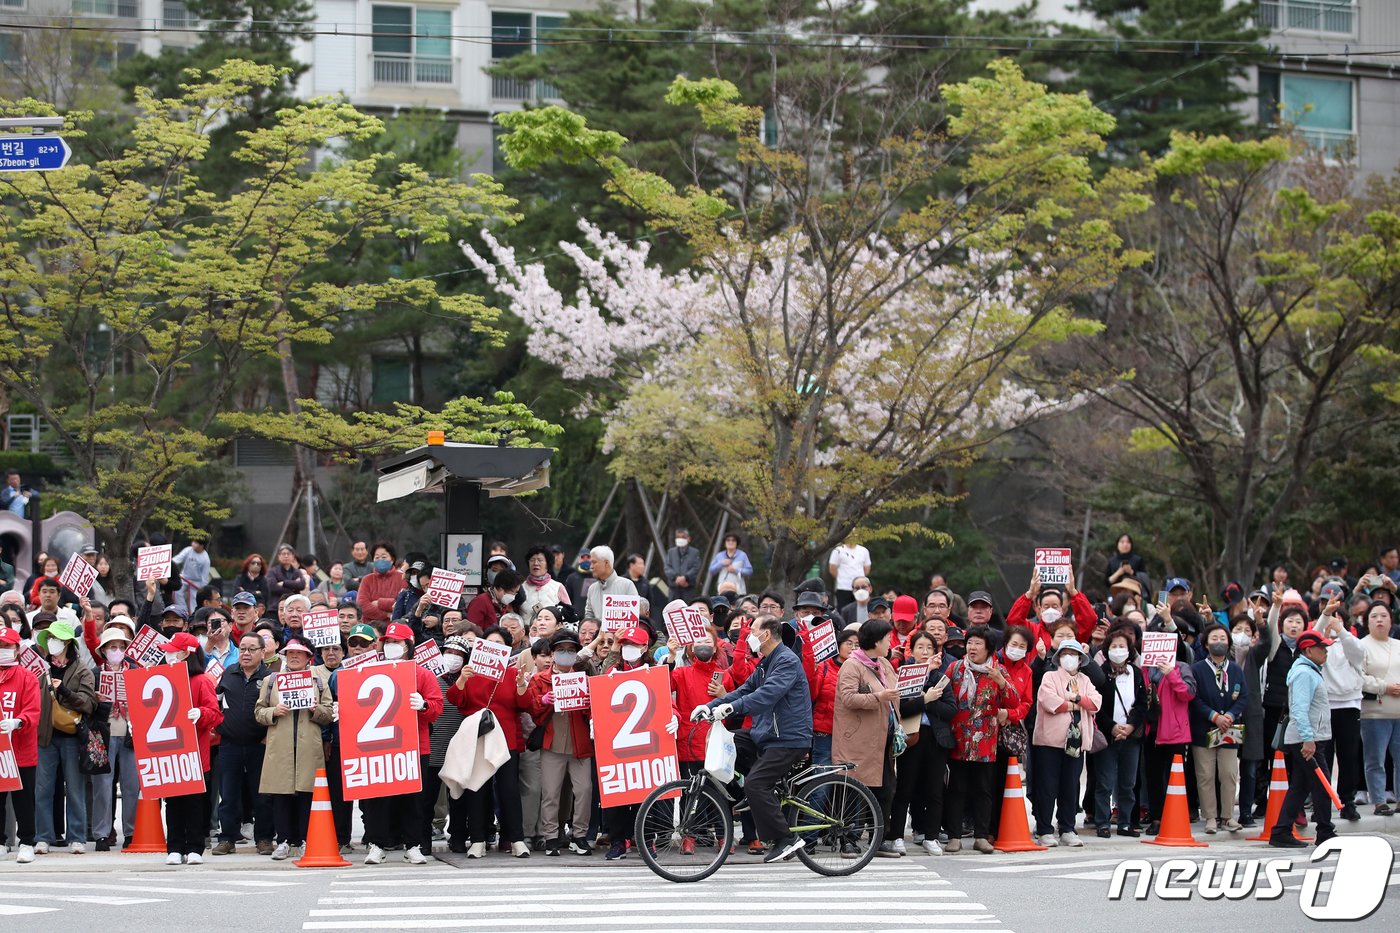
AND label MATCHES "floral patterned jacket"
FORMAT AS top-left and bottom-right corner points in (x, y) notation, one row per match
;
(948, 659), (1020, 762)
